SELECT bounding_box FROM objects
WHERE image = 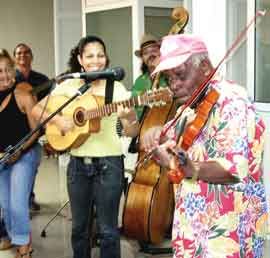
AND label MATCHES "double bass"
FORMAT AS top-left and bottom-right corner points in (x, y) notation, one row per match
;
(122, 7), (189, 244)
